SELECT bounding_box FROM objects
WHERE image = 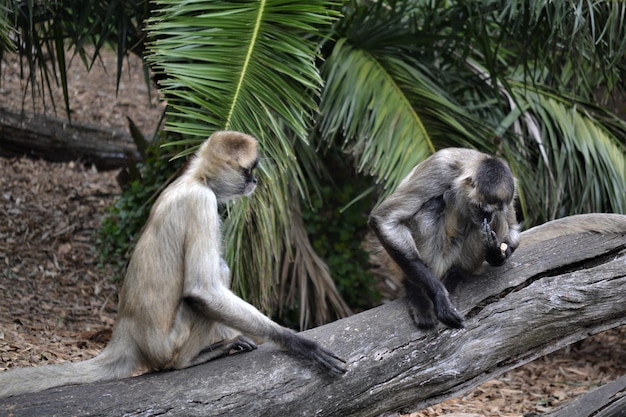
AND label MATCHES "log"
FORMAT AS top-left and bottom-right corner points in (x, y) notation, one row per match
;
(1, 213), (625, 417)
(0, 107), (140, 169)
(539, 375), (626, 417)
